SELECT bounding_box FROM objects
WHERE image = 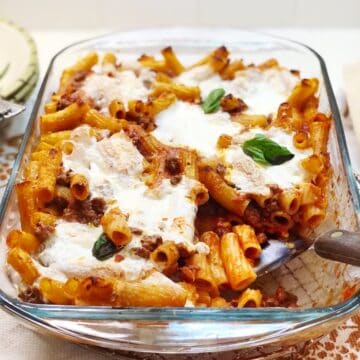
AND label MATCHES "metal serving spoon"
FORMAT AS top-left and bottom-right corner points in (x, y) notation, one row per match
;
(255, 229), (360, 276)
(0, 98), (25, 121)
